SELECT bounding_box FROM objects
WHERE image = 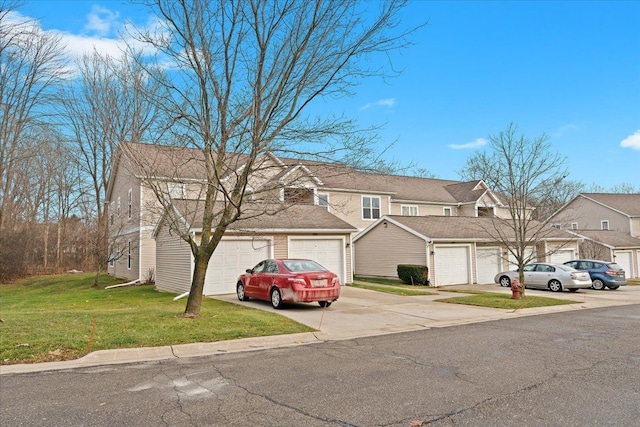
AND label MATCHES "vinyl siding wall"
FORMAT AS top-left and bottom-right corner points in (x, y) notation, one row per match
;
(325, 192), (391, 231)
(155, 222), (193, 294)
(354, 221), (427, 279)
(554, 198), (631, 233)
